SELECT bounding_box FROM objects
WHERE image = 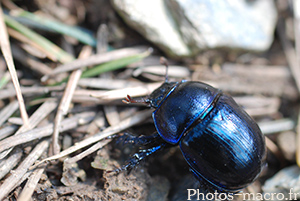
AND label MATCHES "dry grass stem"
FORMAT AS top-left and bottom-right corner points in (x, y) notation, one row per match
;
(132, 65), (190, 78)
(7, 28), (57, 61)
(234, 96), (280, 117)
(0, 100), (57, 159)
(0, 125), (17, 140)
(91, 82), (161, 100)
(17, 167), (45, 201)
(0, 148), (22, 180)
(52, 69), (82, 155)
(64, 138), (111, 165)
(104, 106), (120, 126)
(78, 78), (141, 89)
(0, 112), (95, 154)
(12, 44), (53, 75)
(194, 63), (297, 99)
(33, 110), (151, 168)
(0, 4), (29, 128)
(0, 140), (49, 200)
(0, 71), (11, 89)
(41, 47), (147, 80)
(0, 100), (18, 126)
(96, 24), (109, 53)
(259, 119), (295, 135)
(0, 85), (65, 100)
(52, 46), (91, 155)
